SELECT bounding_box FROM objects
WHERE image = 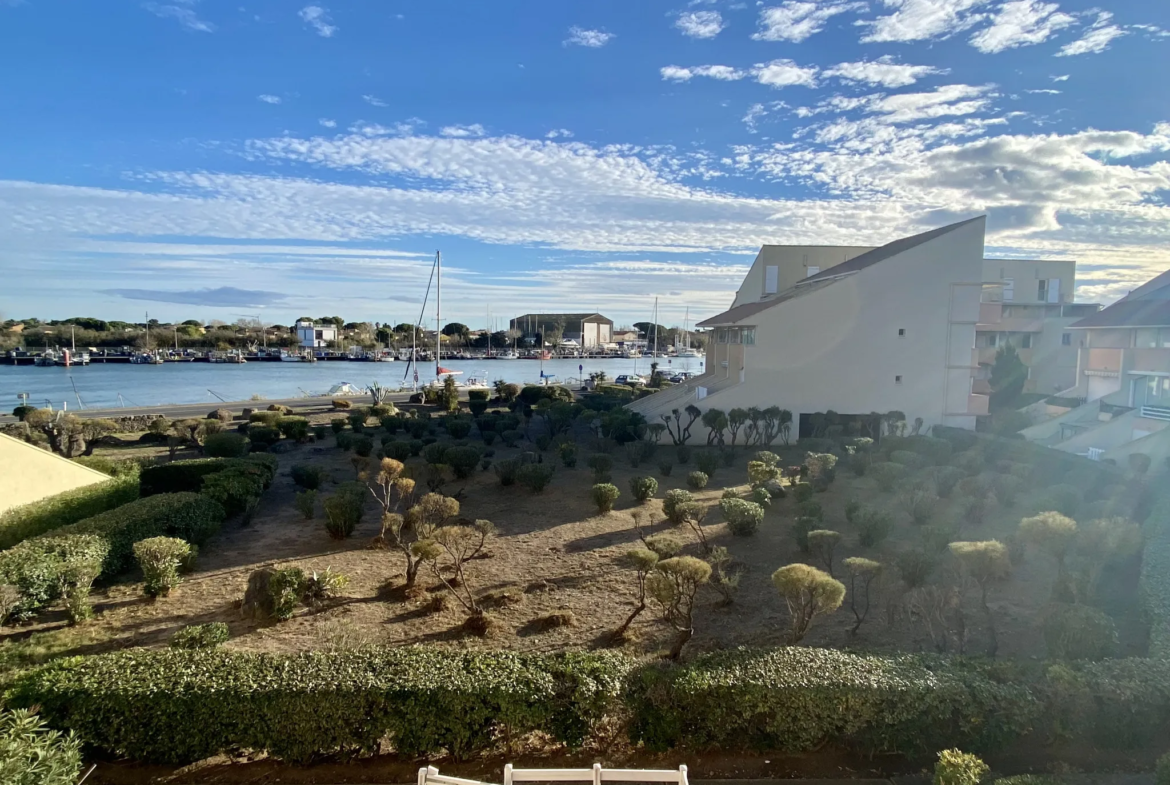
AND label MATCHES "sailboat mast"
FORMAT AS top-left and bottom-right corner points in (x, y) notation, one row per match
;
(435, 250), (441, 376)
(652, 298), (658, 357)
